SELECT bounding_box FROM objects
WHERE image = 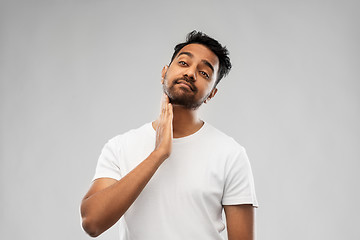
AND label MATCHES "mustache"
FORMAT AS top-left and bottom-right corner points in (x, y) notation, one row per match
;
(174, 77), (197, 92)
